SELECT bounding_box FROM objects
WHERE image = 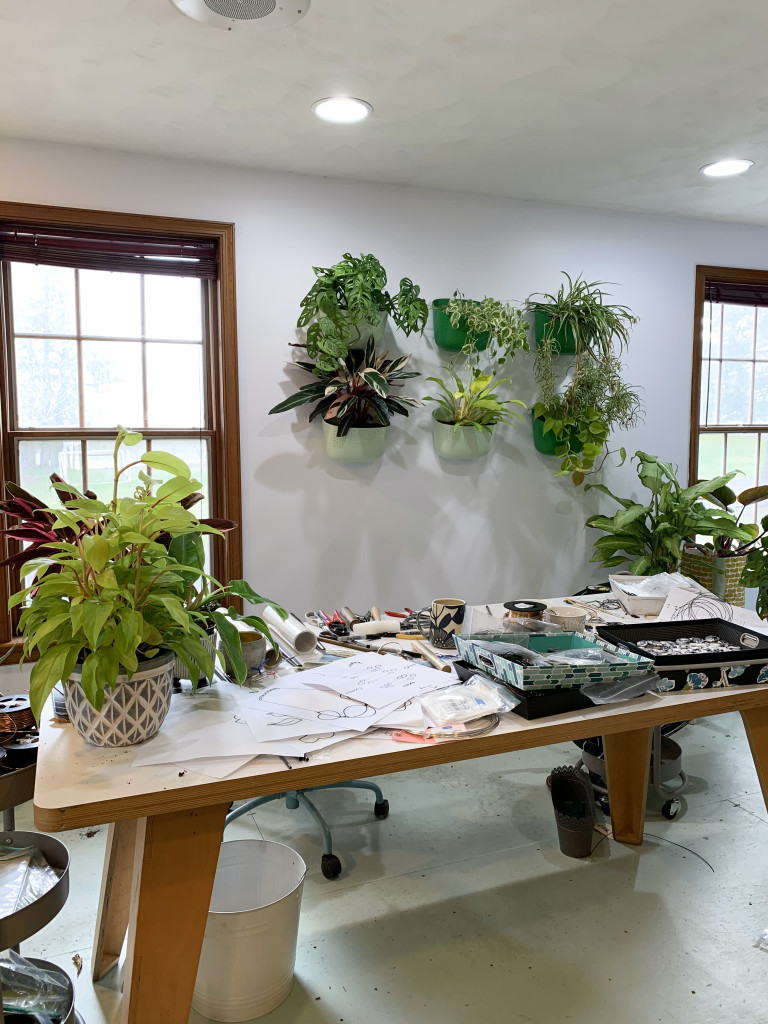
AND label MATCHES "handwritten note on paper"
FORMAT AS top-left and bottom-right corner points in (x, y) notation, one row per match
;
(301, 652), (455, 706)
